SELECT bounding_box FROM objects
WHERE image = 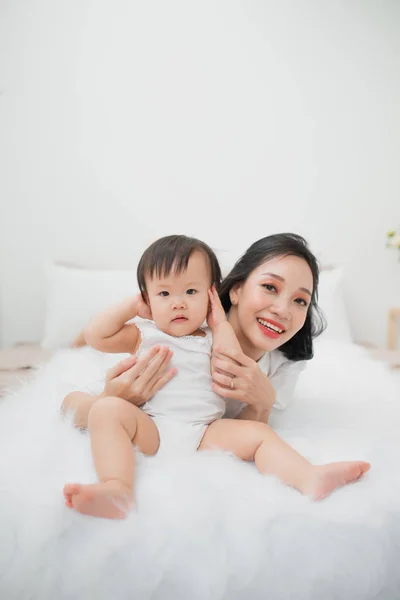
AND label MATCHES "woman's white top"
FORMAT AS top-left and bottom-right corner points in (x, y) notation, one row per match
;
(224, 349), (305, 419)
